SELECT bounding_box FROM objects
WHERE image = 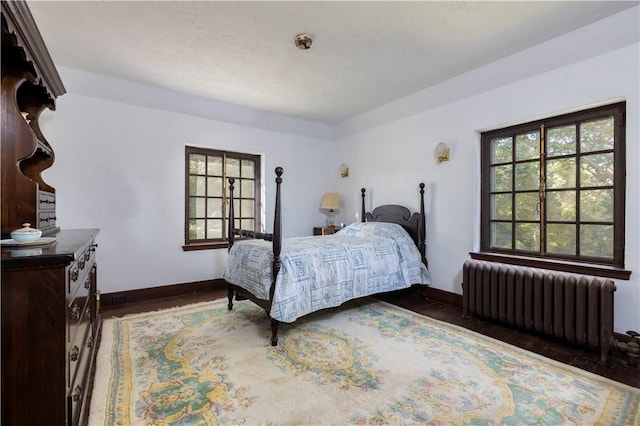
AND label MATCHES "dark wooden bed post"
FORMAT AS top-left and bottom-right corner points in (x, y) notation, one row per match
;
(269, 167), (283, 346)
(361, 188), (366, 222)
(227, 177), (236, 310)
(418, 183), (427, 268)
(228, 178), (236, 249)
